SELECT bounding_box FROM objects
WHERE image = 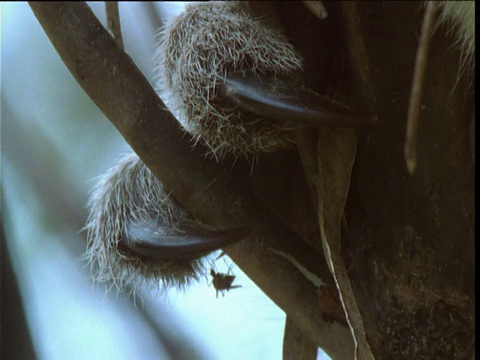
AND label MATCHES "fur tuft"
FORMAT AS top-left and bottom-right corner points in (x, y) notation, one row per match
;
(437, 1), (475, 72)
(84, 152), (207, 294)
(154, 2), (303, 158)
